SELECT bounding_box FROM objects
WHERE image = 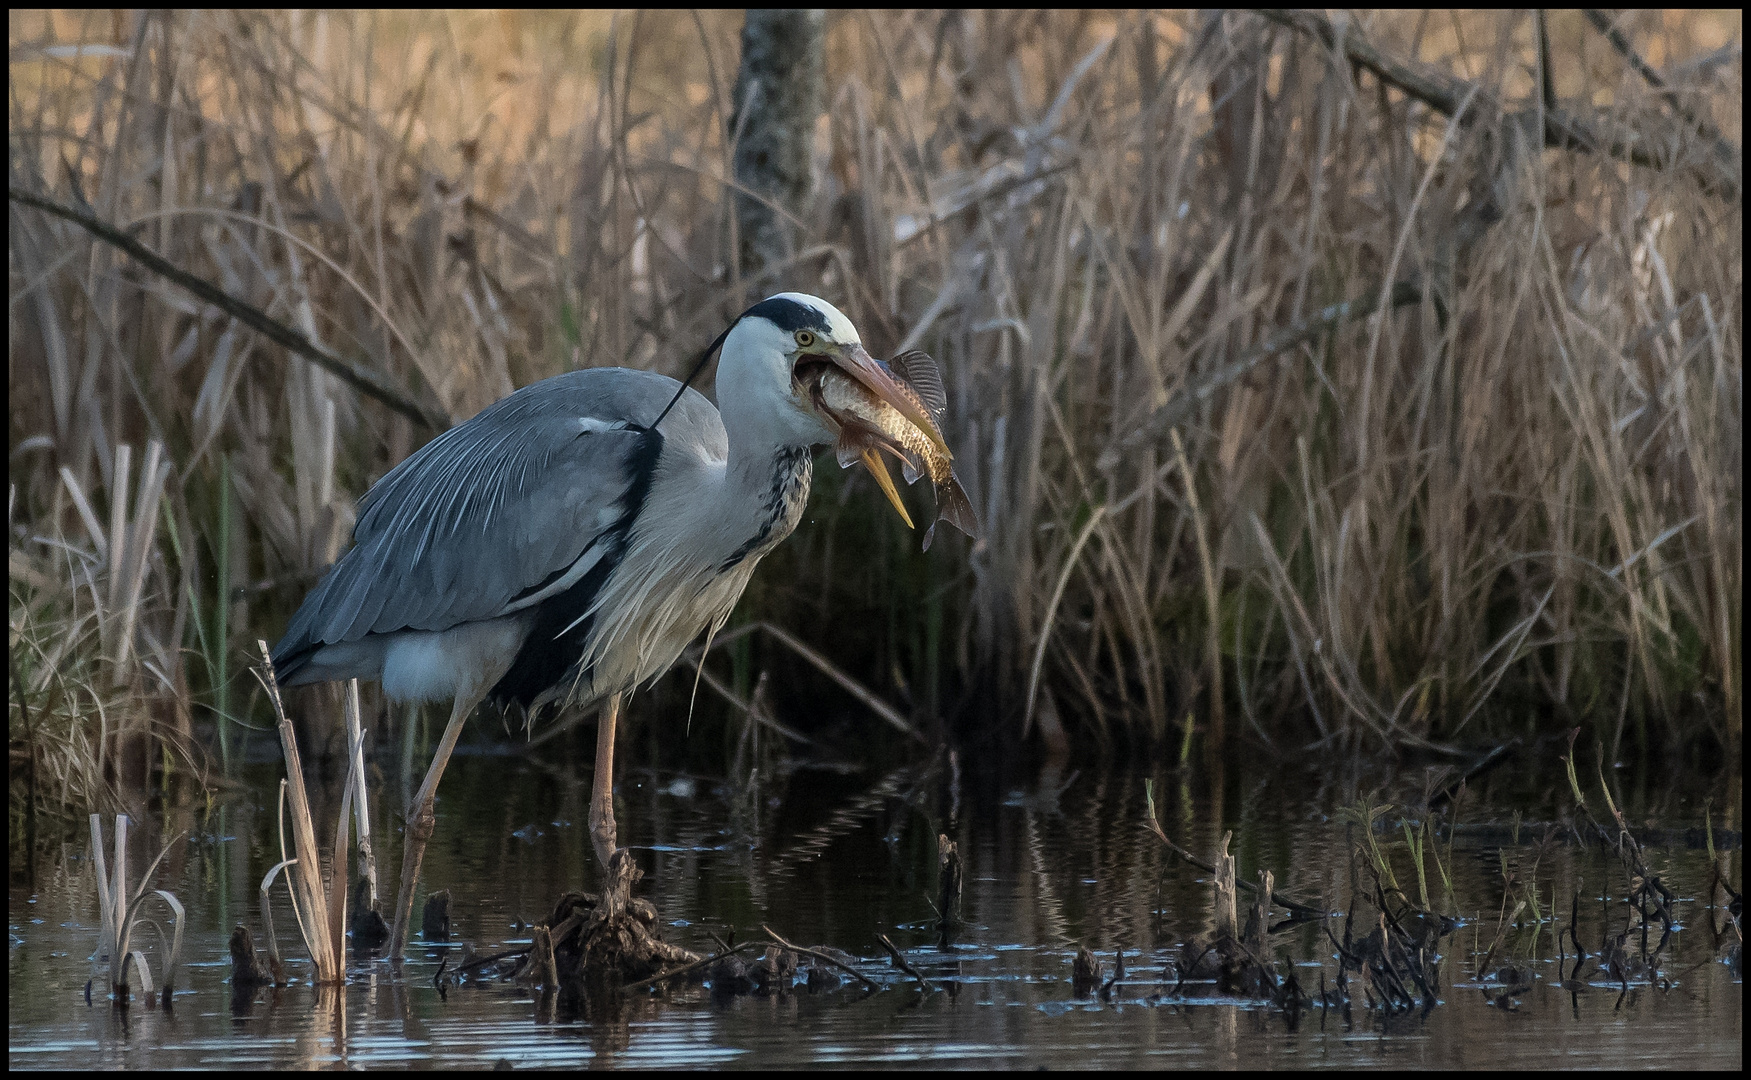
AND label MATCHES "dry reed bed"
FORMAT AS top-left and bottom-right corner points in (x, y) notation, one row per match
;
(7, 11), (1741, 808)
